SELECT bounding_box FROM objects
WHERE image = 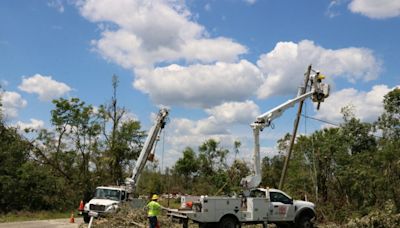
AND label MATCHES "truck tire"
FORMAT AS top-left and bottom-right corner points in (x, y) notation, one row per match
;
(198, 223), (215, 228)
(297, 216), (313, 228)
(83, 215), (91, 224)
(219, 216), (239, 228)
